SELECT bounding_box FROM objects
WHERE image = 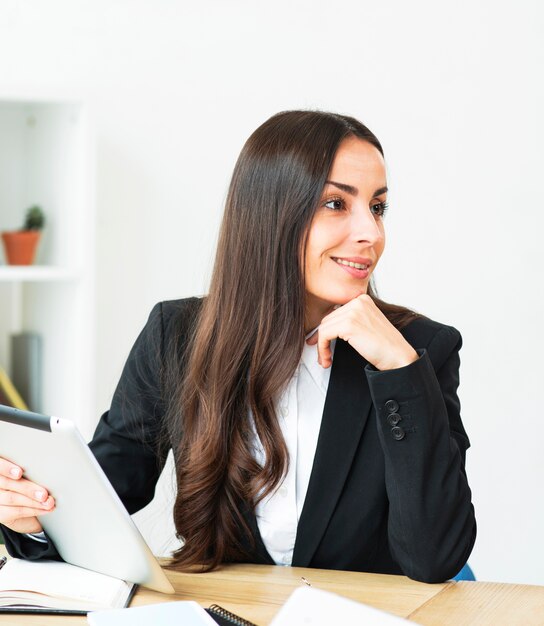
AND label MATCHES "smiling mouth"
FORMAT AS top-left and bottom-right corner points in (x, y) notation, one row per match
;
(331, 257), (371, 270)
